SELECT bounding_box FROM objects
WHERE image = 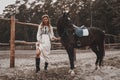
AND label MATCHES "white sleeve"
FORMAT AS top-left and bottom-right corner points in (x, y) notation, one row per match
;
(37, 25), (42, 42)
(49, 26), (55, 39)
